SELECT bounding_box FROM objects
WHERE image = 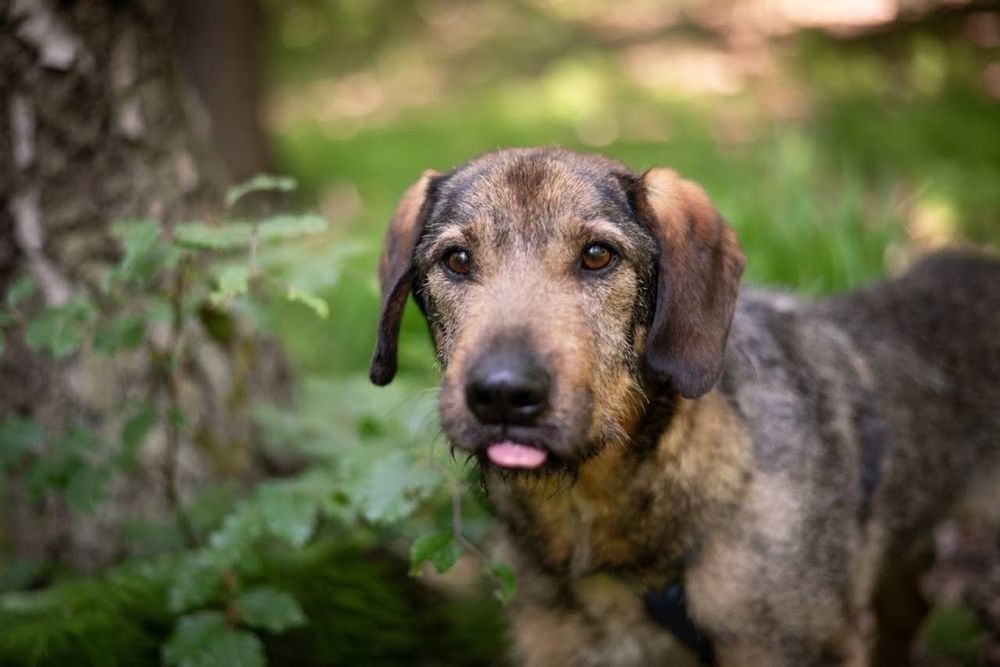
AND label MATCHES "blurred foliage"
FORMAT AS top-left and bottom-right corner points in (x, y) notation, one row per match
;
(0, 177), (505, 665)
(919, 605), (989, 665)
(3, 0), (998, 664)
(0, 540), (505, 666)
(261, 1), (999, 383)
